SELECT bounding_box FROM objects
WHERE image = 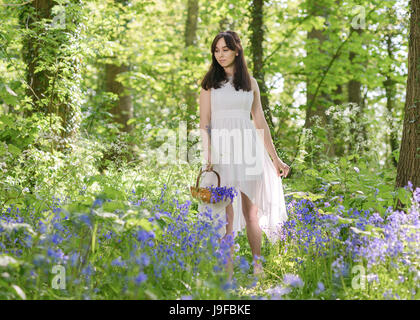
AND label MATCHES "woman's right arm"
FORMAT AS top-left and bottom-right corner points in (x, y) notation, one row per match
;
(199, 87), (211, 167)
